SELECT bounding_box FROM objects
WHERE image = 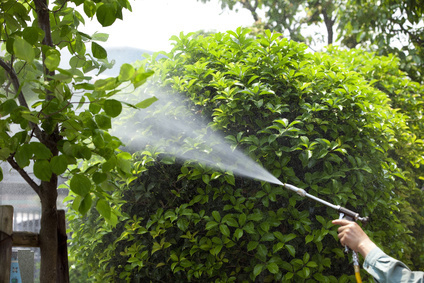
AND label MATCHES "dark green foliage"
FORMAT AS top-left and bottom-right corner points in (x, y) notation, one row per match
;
(68, 28), (424, 282)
